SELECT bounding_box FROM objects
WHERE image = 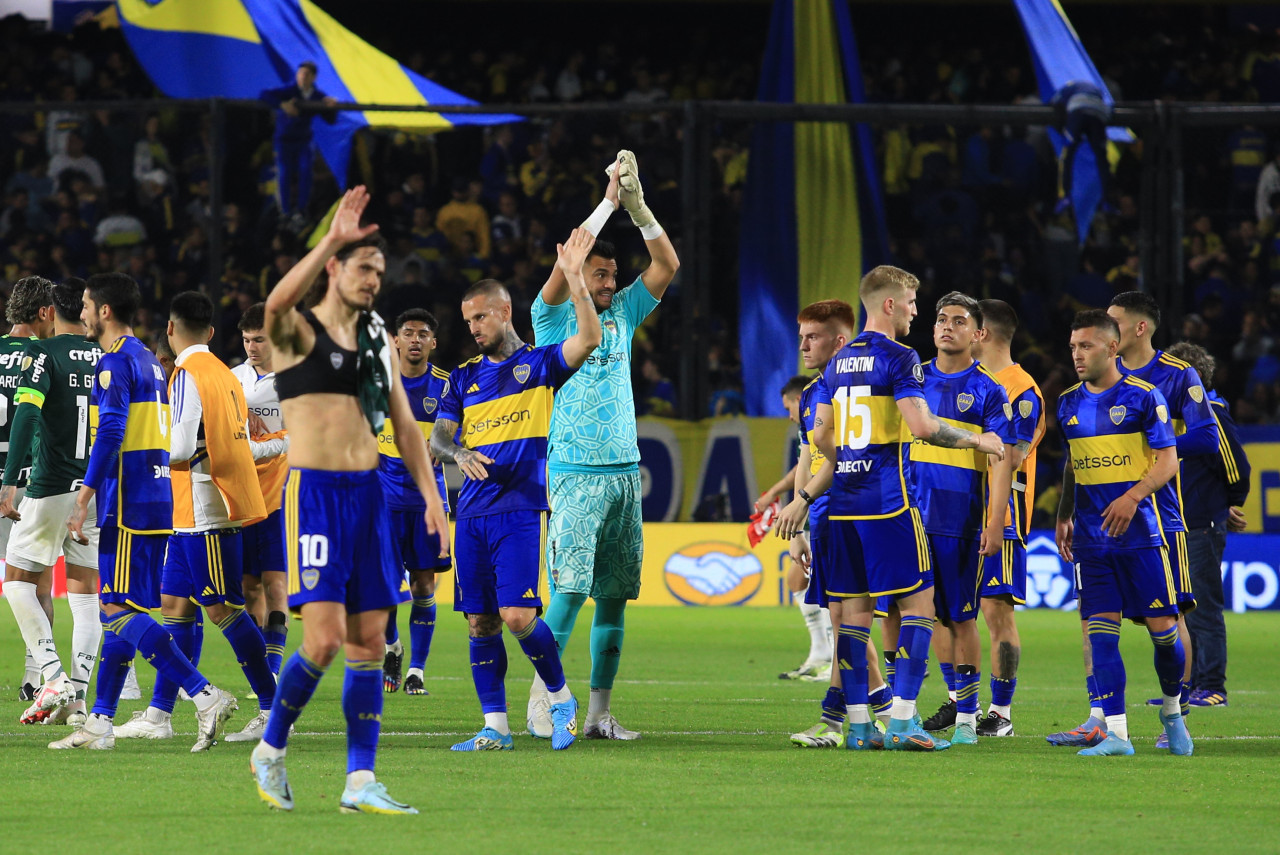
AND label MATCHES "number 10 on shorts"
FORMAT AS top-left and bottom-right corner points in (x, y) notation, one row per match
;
(299, 534), (329, 568)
